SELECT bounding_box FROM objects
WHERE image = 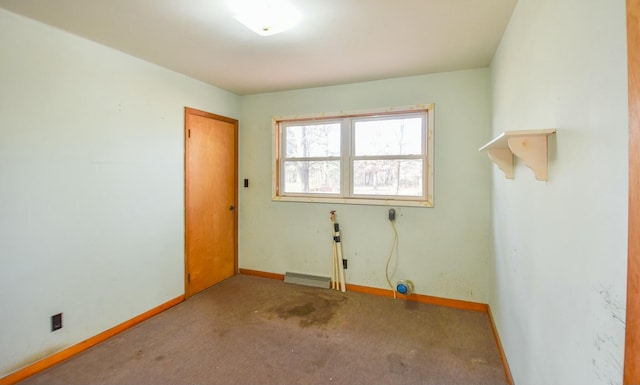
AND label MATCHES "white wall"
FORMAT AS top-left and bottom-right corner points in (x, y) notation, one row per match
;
(0, 9), (239, 377)
(239, 69), (493, 303)
(490, 0), (628, 384)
